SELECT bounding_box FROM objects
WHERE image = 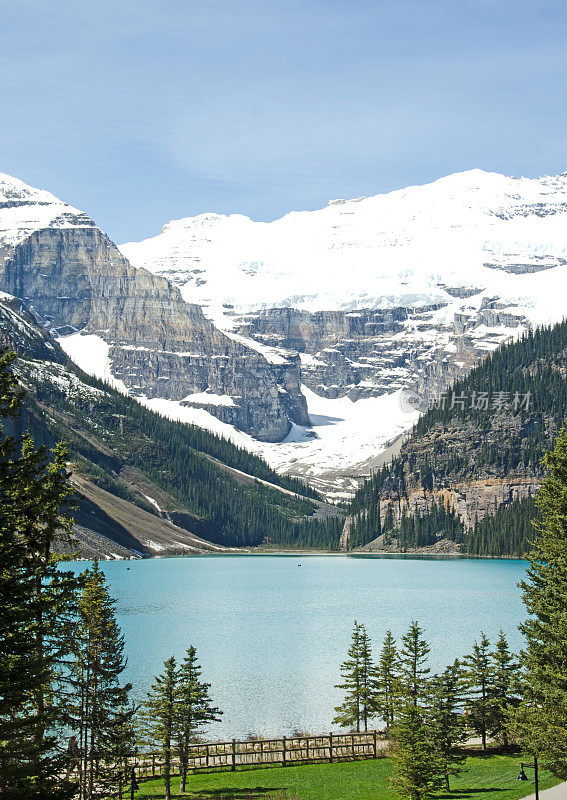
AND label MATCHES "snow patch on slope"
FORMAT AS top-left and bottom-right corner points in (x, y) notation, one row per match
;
(182, 391), (236, 407)
(137, 386), (419, 499)
(57, 333), (128, 394)
(267, 386), (420, 486)
(18, 359), (108, 400)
